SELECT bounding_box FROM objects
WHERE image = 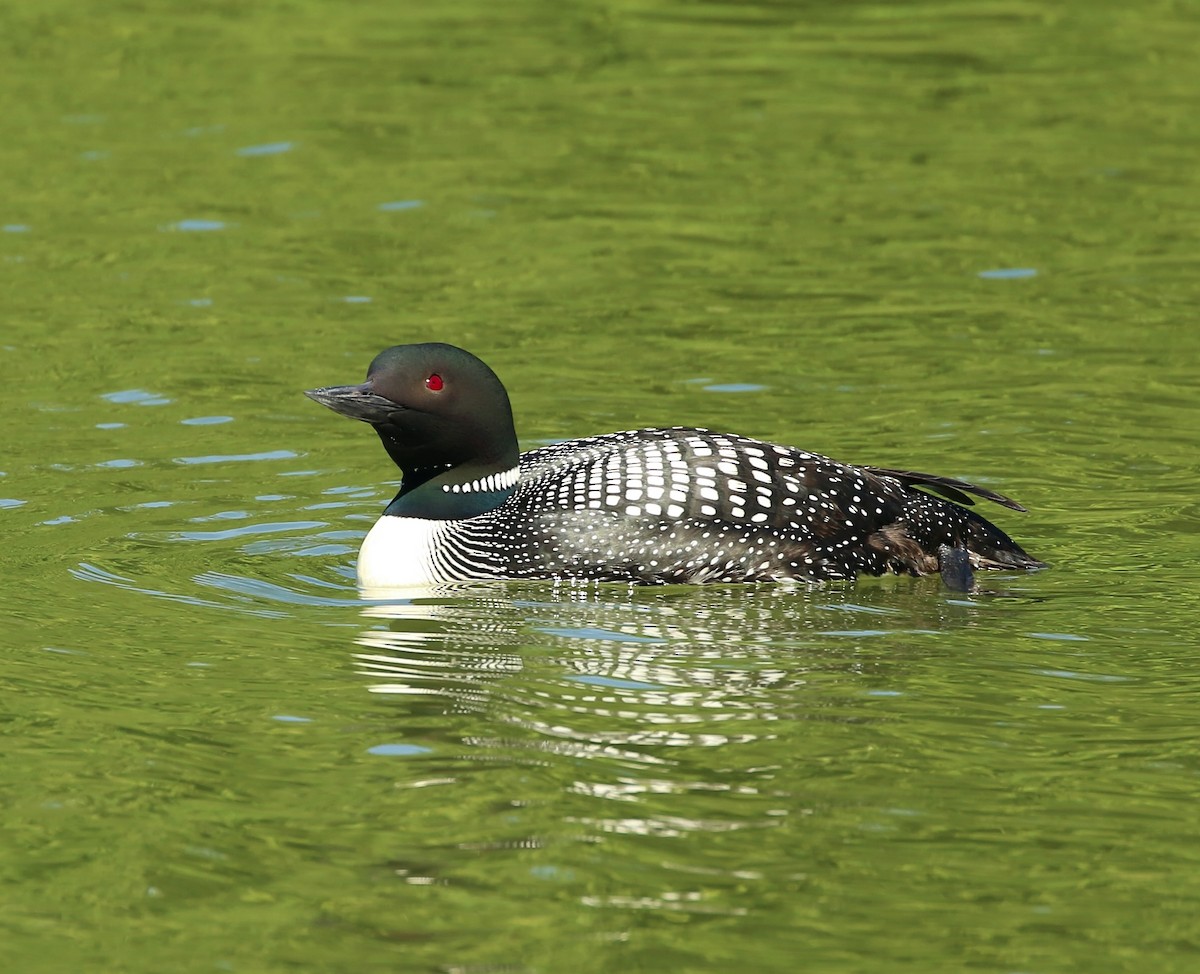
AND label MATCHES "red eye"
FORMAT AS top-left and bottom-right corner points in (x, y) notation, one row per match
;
(425, 373), (444, 391)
